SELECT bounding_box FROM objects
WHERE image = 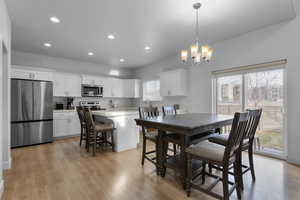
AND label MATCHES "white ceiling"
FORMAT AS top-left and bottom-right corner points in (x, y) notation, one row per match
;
(6, 0), (296, 68)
